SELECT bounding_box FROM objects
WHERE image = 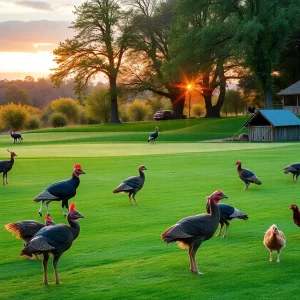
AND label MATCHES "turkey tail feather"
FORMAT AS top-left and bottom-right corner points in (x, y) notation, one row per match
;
(5, 222), (23, 239)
